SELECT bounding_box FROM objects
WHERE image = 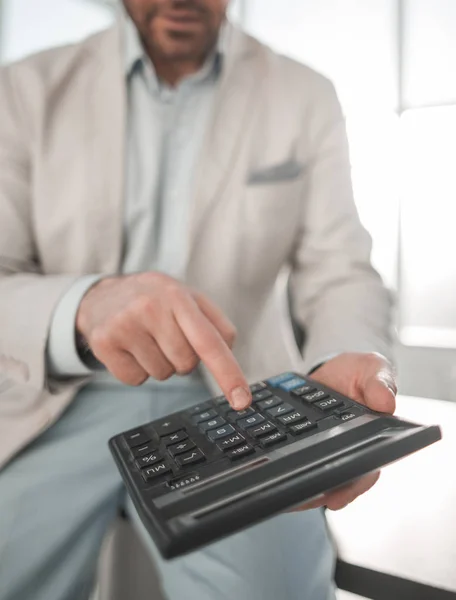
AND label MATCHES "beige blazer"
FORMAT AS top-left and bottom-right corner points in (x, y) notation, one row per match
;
(0, 22), (392, 469)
